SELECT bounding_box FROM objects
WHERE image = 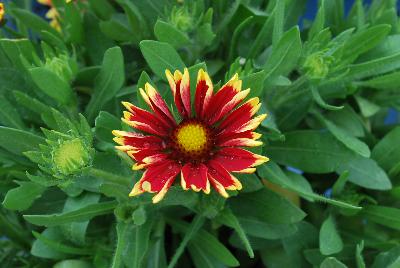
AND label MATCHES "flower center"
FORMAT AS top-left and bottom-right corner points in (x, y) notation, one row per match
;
(172, 120), (212, 159)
